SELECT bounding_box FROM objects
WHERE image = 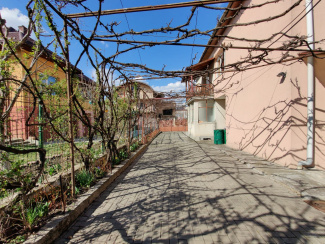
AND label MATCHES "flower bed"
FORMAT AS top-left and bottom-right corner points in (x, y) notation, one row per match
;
(0, 130), (161, 243)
